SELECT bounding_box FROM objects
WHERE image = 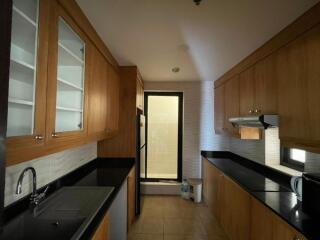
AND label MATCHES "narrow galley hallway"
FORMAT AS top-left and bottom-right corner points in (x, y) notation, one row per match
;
(128, 196), (229, 240)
